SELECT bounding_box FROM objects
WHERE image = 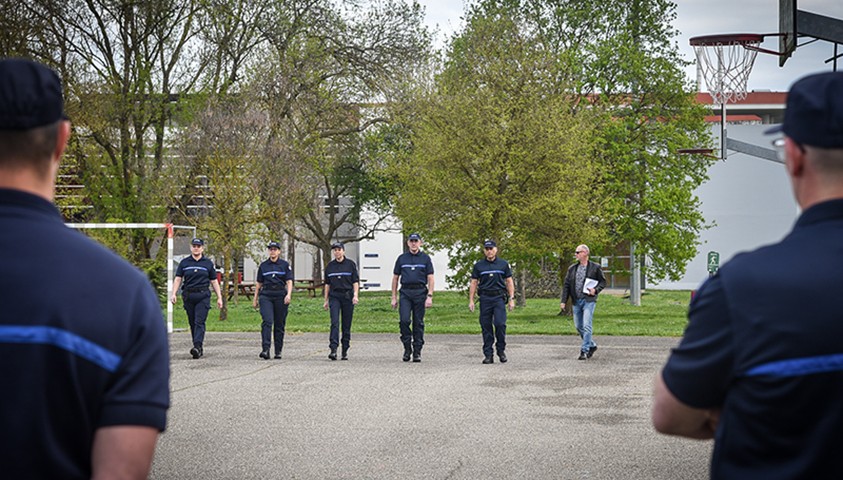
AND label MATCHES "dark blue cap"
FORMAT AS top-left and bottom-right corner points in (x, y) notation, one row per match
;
(0, 58), (66, 130)
(267, 241), (281, 249)
(408, 233), (421, 241)
(331, 242), (344, 249)
(483, 240), (496, 248)
(764, 72), (843, 148)
(191, 238), (204, 246)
